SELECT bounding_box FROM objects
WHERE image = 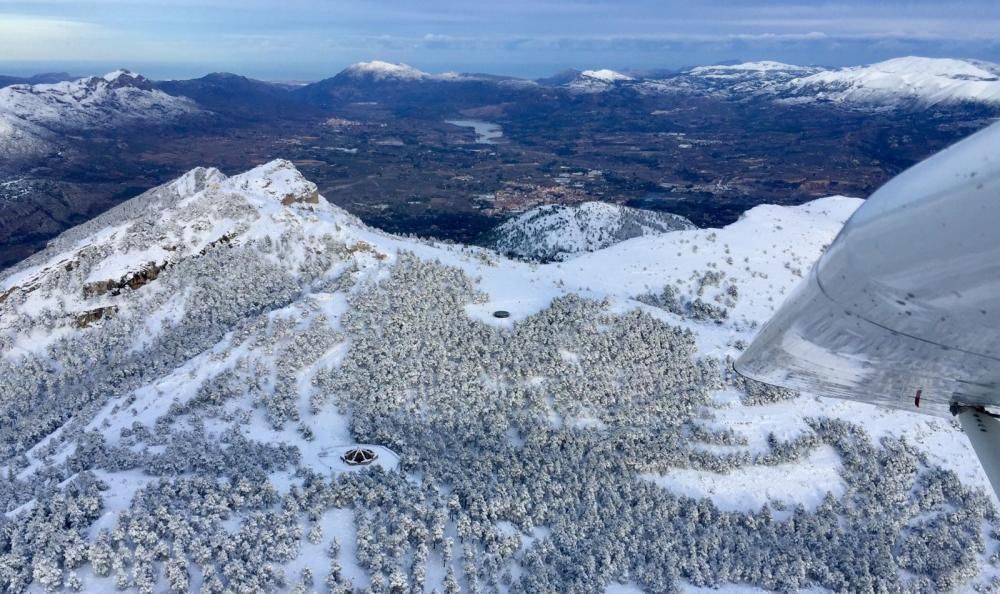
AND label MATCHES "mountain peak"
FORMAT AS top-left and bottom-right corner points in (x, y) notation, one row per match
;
(580, 69), (633, 82)
(92, 69), (154, 91)
(341, 60), (430, 81)
(229, 158), (320, 206)
(565, 69), (635, 93)
(102, 69), (140, 82)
